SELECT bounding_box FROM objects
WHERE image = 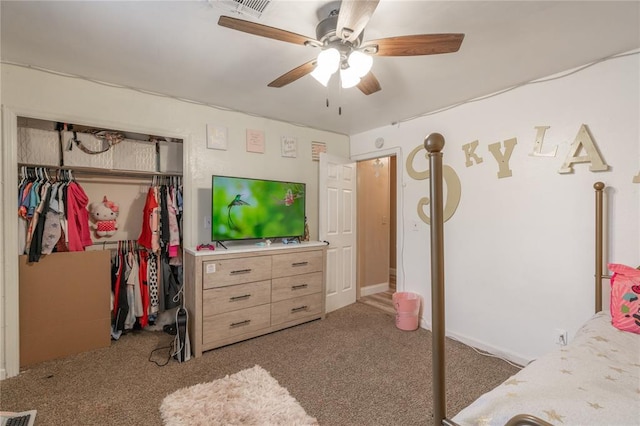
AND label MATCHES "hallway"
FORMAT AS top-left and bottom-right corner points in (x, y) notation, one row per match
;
(357, 274), (396, 316)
